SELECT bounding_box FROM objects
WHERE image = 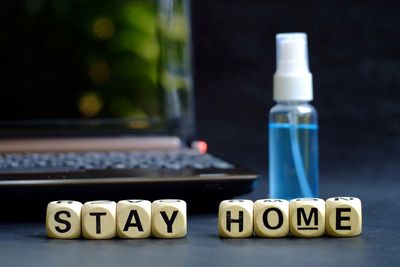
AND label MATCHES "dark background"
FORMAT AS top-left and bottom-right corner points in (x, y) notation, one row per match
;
(192, 0), (400, 177)
(1, 1), (400, 266)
